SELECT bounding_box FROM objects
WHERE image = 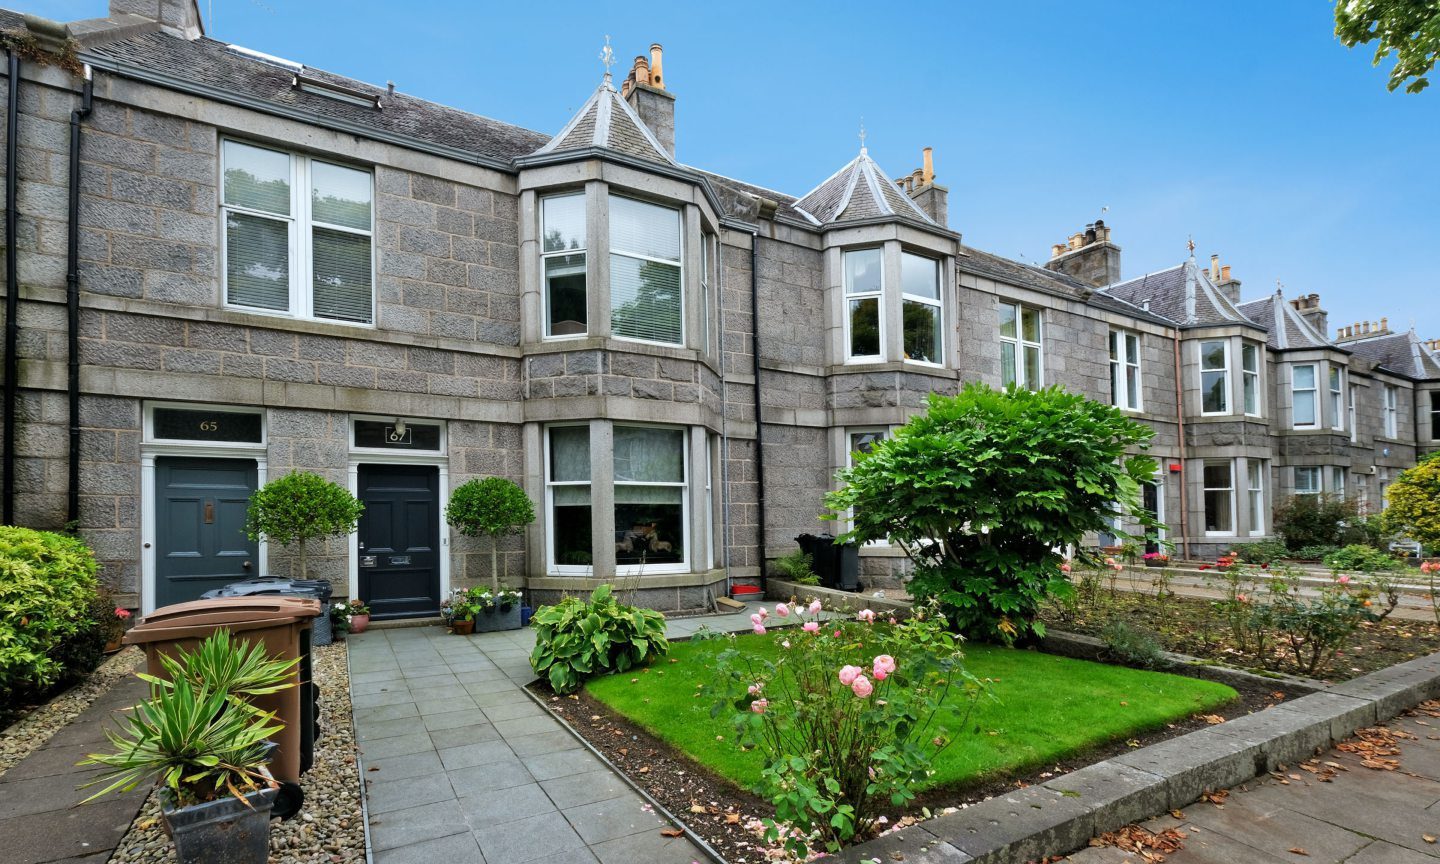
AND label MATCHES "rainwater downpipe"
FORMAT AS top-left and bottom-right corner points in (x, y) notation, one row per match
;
(3, 50), (20, 526)
(749, 230), (766, 591)
(1172, 329), (1190, 560)
(66, 66), (92, 528)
